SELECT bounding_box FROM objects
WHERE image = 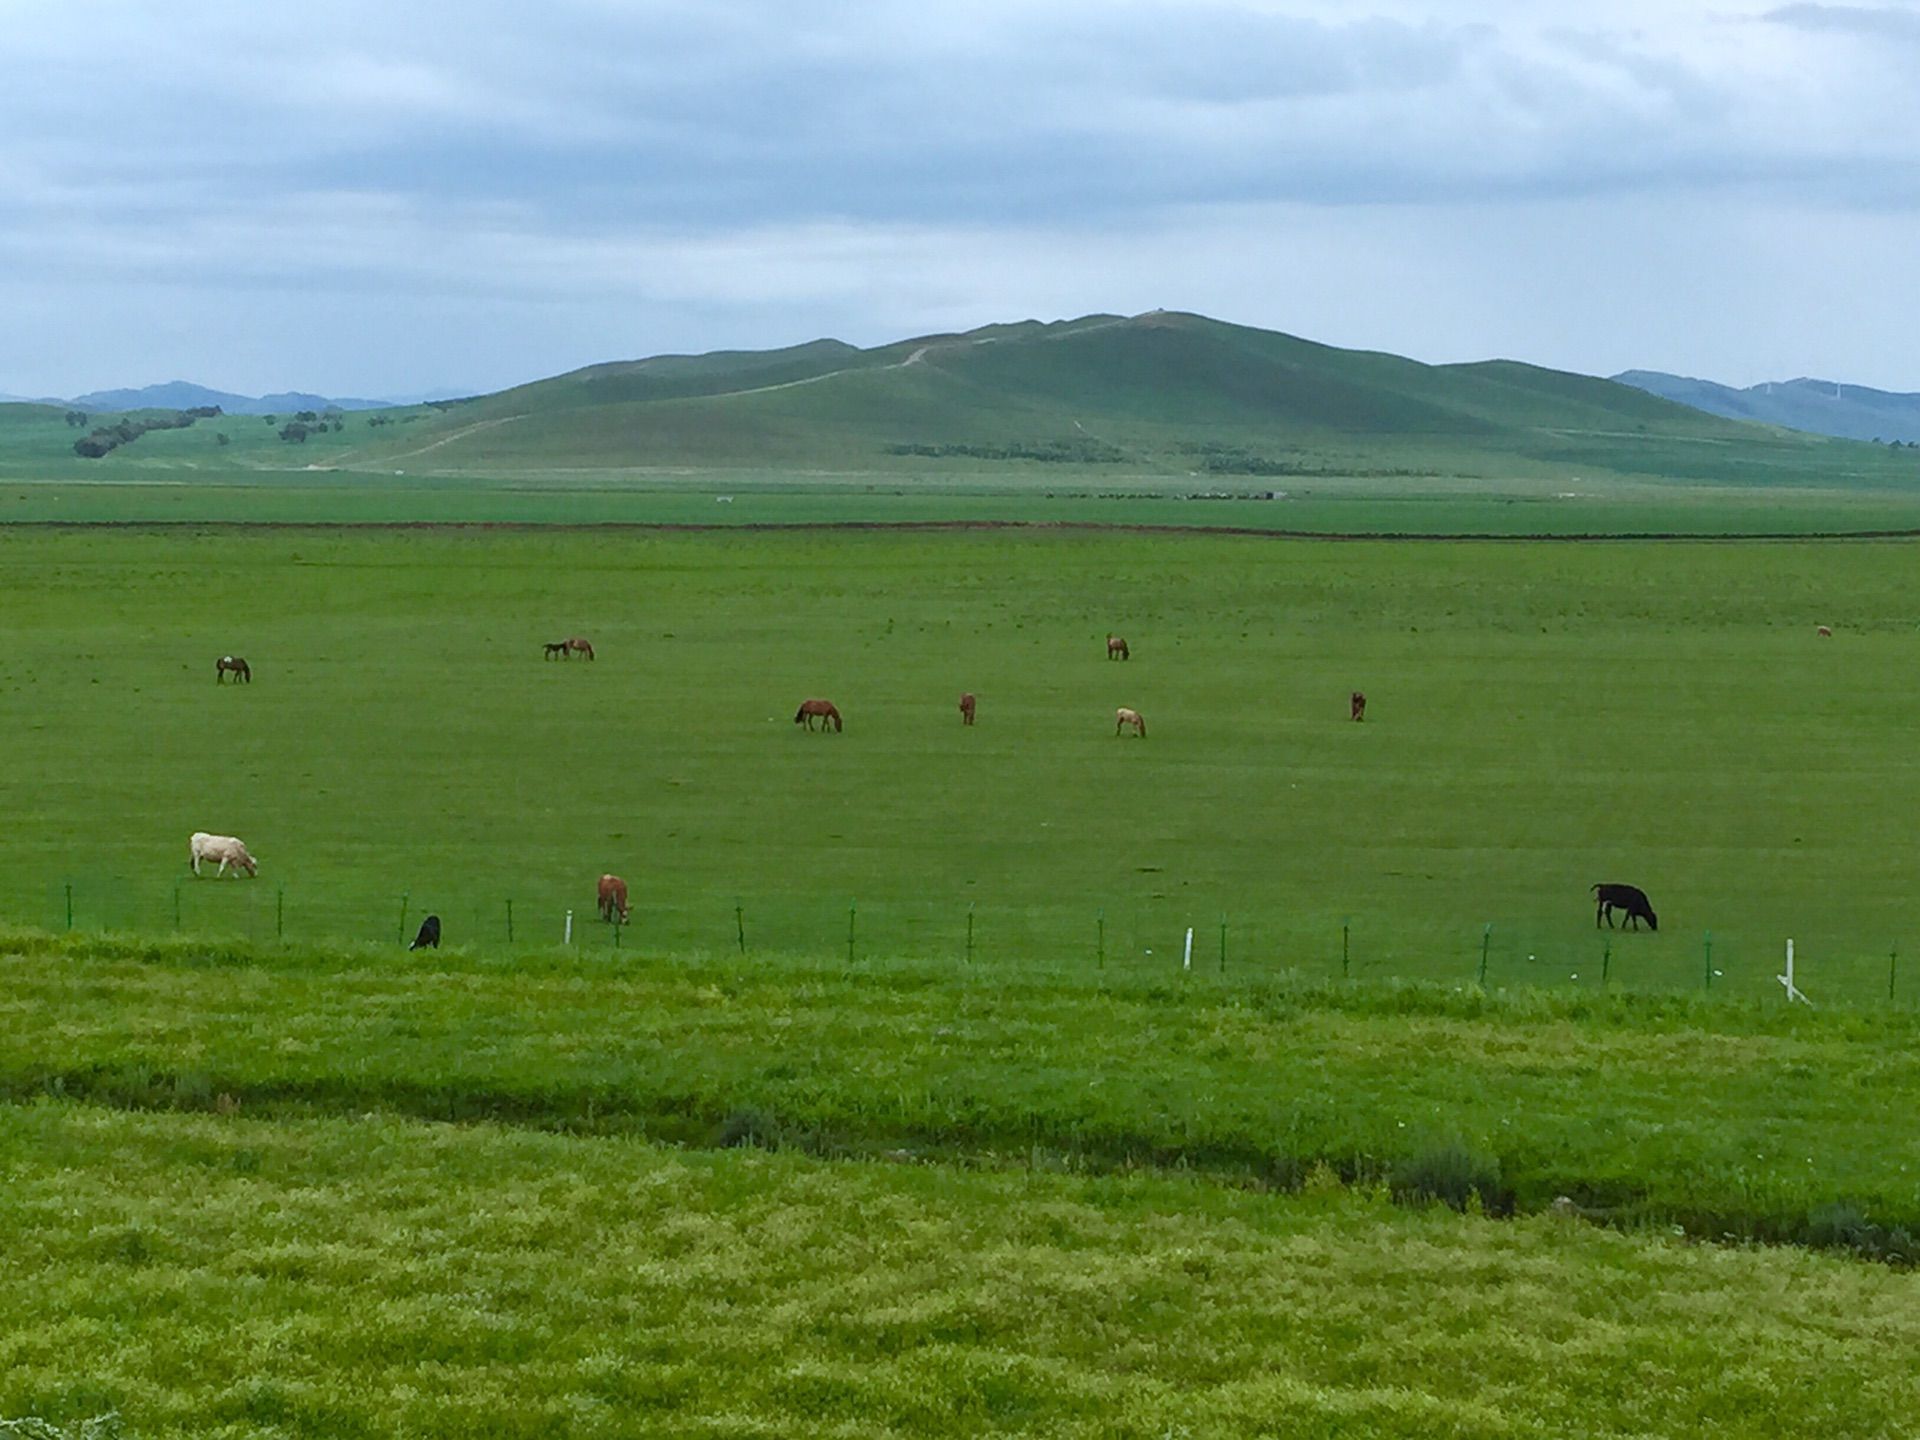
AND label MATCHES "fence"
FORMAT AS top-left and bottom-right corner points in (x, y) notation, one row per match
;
(9, 873), (1913, 1010)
